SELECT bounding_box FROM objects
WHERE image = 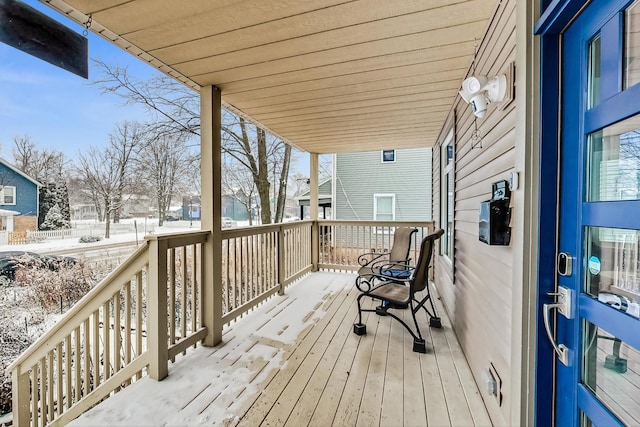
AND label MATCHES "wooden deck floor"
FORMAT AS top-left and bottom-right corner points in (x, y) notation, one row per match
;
(70, 272), (491, 427)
